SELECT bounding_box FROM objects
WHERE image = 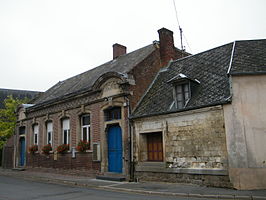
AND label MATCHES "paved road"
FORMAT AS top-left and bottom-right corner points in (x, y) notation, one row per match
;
(0, 175), (216, 200)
